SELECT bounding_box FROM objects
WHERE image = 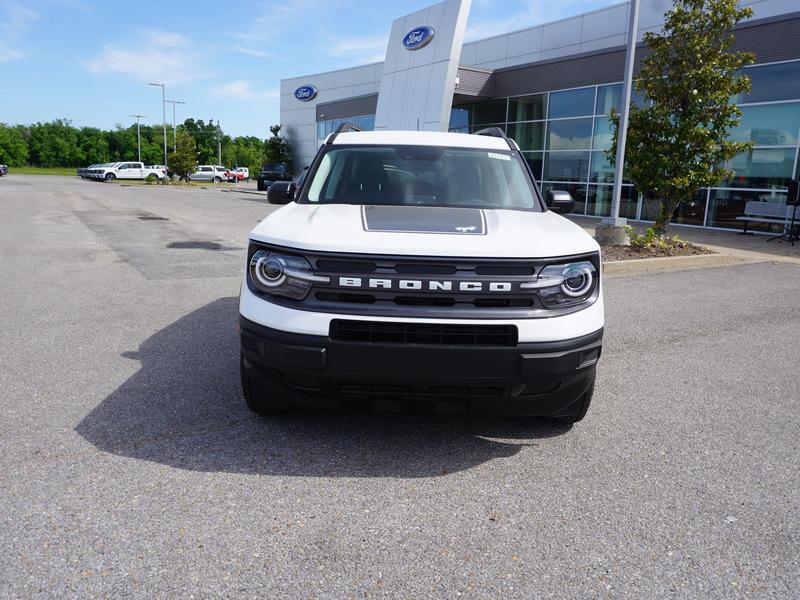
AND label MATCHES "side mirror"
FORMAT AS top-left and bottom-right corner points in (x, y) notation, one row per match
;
(546, 190), (575, 214)
(266, 181), (295, 205)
